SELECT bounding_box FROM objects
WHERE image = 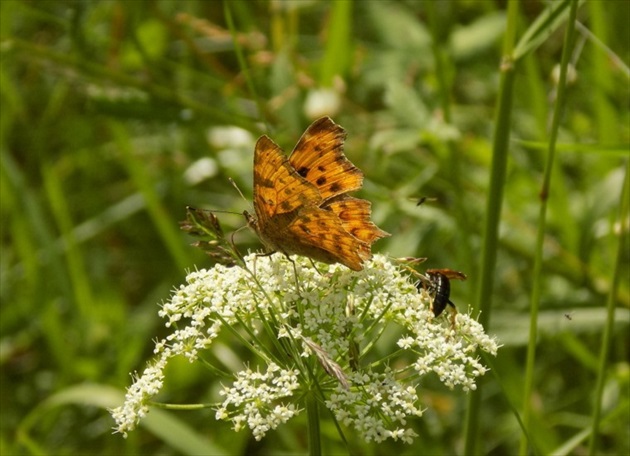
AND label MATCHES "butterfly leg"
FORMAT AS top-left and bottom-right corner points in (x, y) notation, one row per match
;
(253, 250), (302, 293)
(287, 256), (302, 293)
(307, 258), (325, 276)
(253, 250), (277, 278)
(270, 254), (303, 294)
